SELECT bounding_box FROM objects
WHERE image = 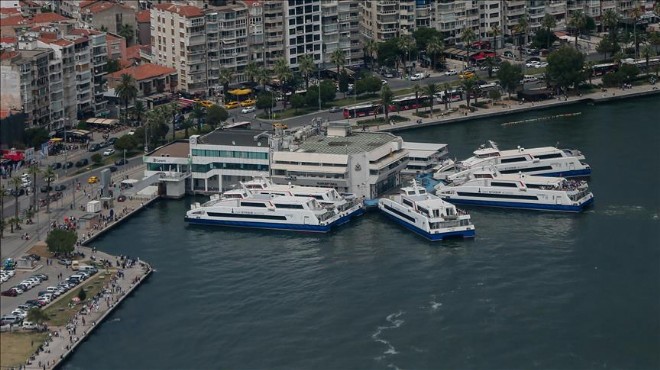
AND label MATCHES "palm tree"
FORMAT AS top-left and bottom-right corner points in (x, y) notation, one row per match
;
(397, 35), (416, 76)
(42, 168), (55, 214)
(115, 74), (138, 123)
(542, 14), (557, 49)
(364, 39), (379, 71)
(255, 68), (270, 92)
(191, 103), (205, 134)
(602, 8), (620, 41)
(514, 15), (529, 60)
(380, 85), (394, 124)
(218, 68), (234, 101)
(442, 82), (451, 110)
(273, 58), (292, 107)
(613, 50), (625, 66)
(412, 83), (422, 115)
(568, 10), (586, 48)
(131, 100), (145, 127)
(298, 54), (316, 90)
(490, 25), (501, 56)
(584, 61), (595, 84)
(641, 44), (656, 75)
(330, 49), (346, 75)
(630, 7), (643, 59)
(423, 82), (438, 115)
(426, 36), (444, 71)
(119, 24), (134, 45)
(182, 117), (194, 139)
(484, 57), (497, 78)
(461, 77), (477, 109)
(27, 164), (40, 211)
(244, 62), (259, 84)
(461, 27), (476, 66)
(9, 176), (22, 232)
